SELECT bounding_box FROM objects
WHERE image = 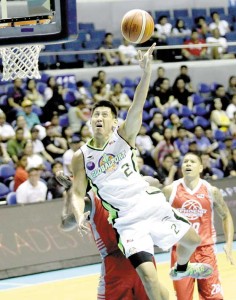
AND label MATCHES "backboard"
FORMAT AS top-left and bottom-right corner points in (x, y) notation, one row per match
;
(0, 0), (78, 47)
